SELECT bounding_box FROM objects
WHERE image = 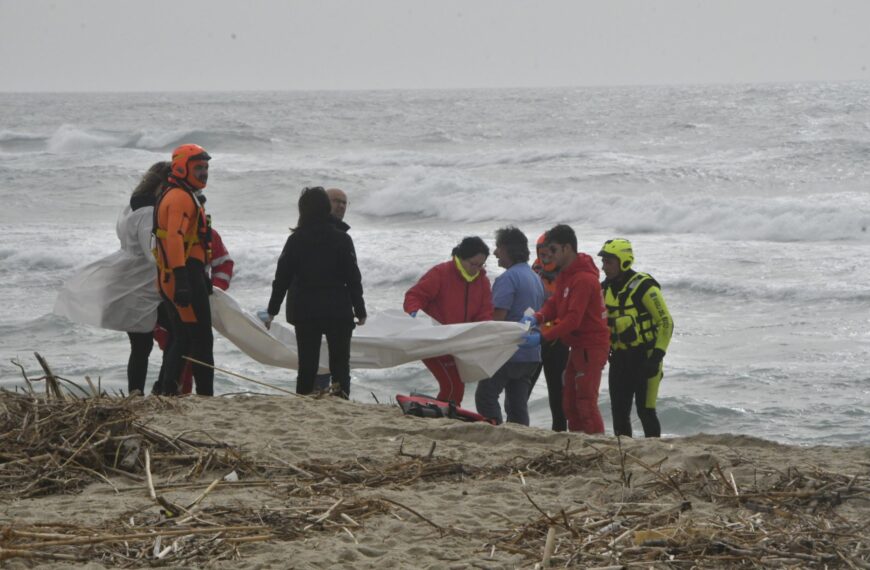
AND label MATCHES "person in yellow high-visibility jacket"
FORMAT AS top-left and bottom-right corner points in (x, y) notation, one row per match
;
(599, 238), (673, 437)
(153, 143), (214, 396)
